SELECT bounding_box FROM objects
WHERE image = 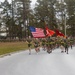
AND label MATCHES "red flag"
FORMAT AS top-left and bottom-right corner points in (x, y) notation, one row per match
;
(45, 26), (55, 37)
(55, 29), (64, 37)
